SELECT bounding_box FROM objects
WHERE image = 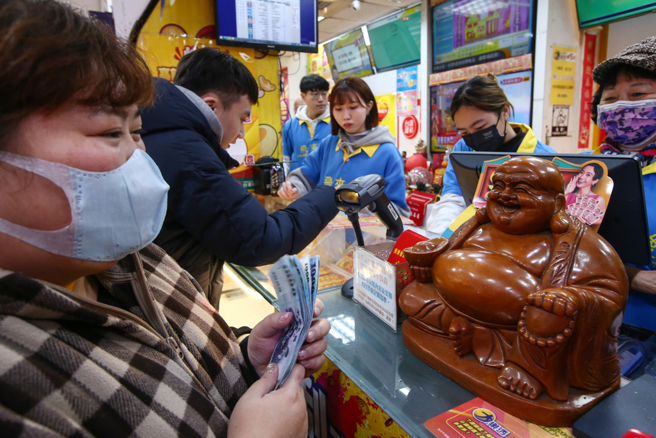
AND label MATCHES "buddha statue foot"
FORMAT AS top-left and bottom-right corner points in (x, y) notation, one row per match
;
(449, 316), (474, 357)
(498, 363), (543, 400)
